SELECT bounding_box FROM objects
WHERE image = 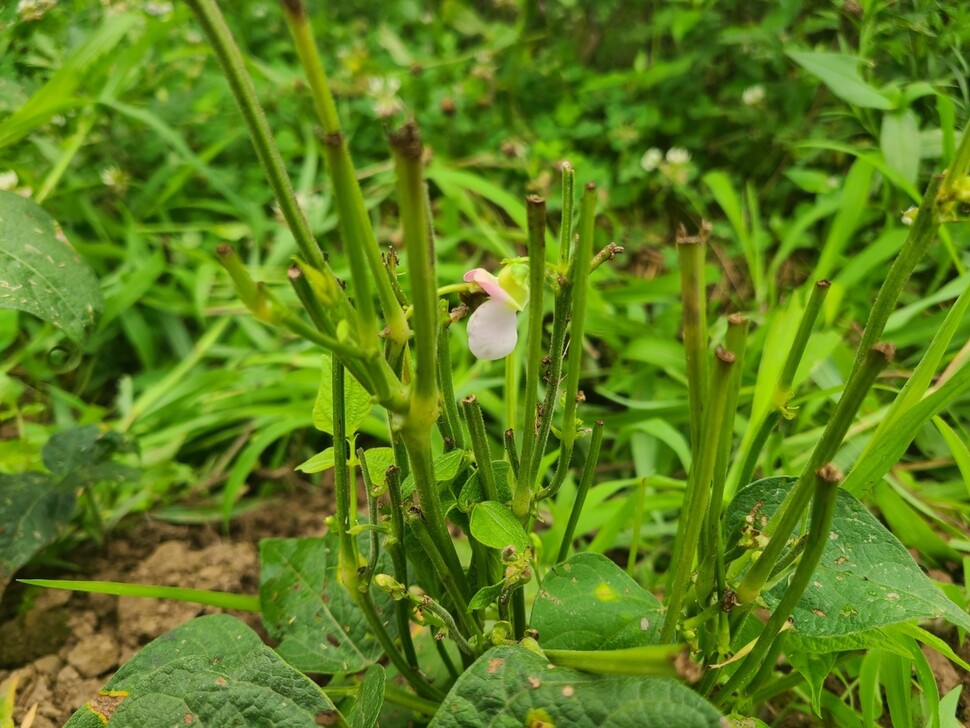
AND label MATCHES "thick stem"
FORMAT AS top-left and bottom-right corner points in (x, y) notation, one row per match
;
(512, 195), (547, 521)
(545, 645), (686, 677)
(281, 0), (409, 349)
(383, 465), (419, 670)
(661, 348), (735, 642)
(735, 345), (894, 605)
(558, 162), (576, 266)
(462, 395), (499, 502)
(717, 465), (842, 702)
(678, 227), (709, 459)
(436, 319), (466, 450)
(556, 420), (606, 562)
